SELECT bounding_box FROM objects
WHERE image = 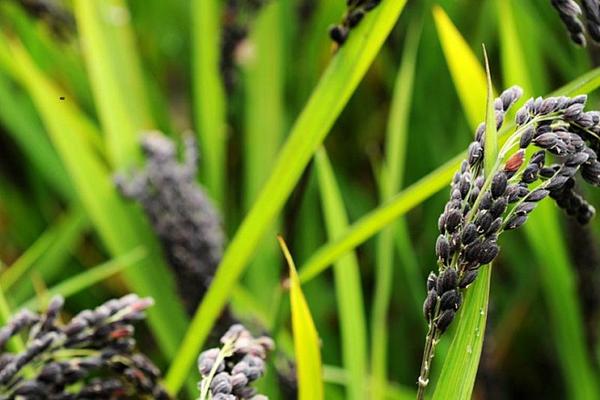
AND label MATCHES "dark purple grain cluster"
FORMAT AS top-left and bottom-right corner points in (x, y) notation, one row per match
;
(550, 0), (600, 46)
(198, 324), (274, 400)
(329, 0), (381, 45)
(0, 294), (169, 399)
(423, 86), (600, 334)
(115, 132), (224, 315)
